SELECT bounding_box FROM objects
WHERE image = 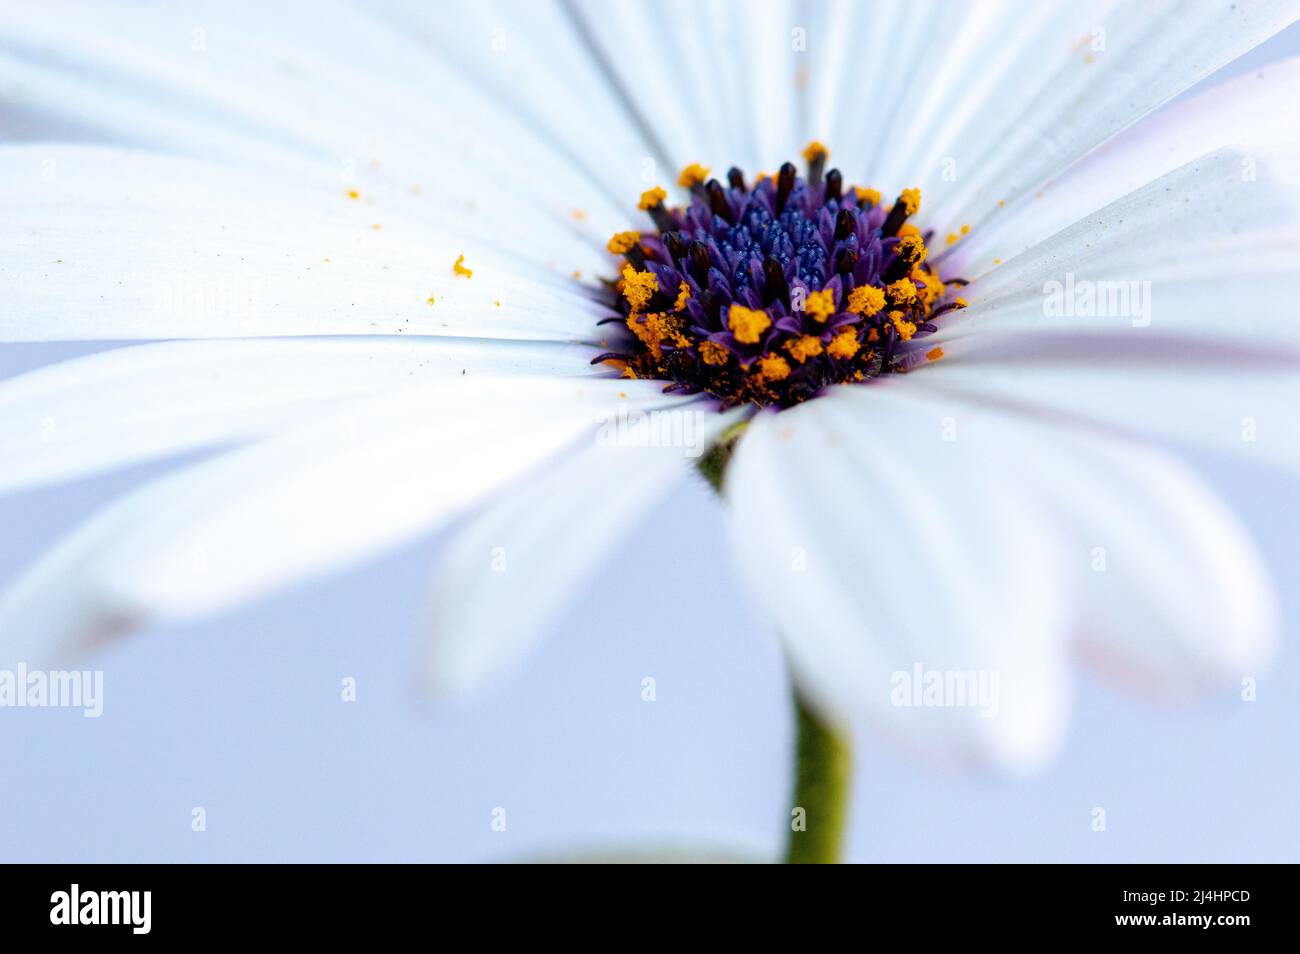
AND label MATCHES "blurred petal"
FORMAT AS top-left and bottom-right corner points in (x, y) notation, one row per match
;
(425, 403), (745, 698)
(0, 377), (686, 666)
(724, 385), (1070, 774)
